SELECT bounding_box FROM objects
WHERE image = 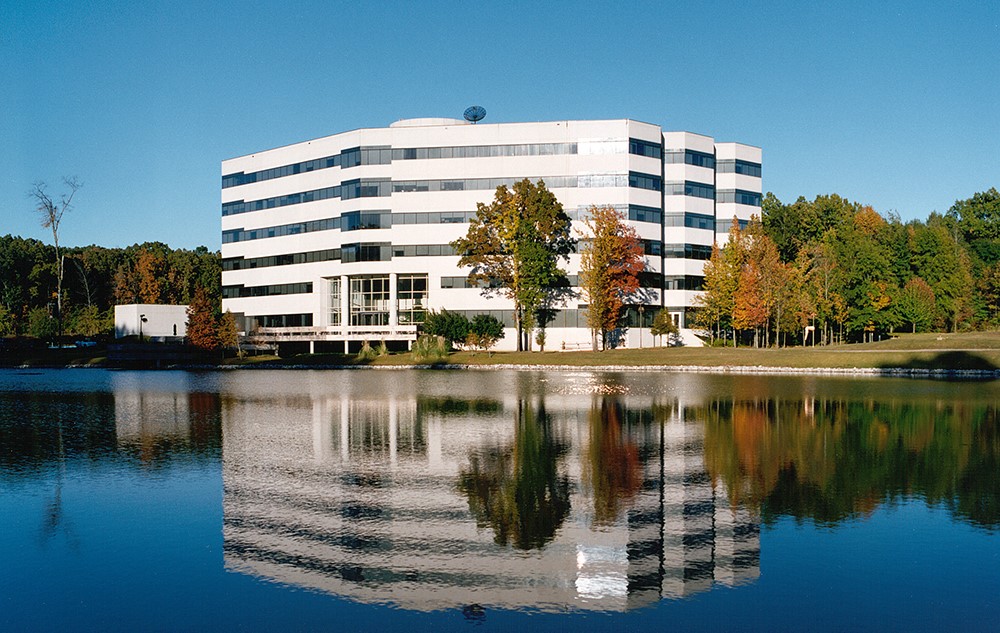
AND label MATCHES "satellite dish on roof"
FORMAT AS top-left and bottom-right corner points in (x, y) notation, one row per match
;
(463, 105), (487, 124)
